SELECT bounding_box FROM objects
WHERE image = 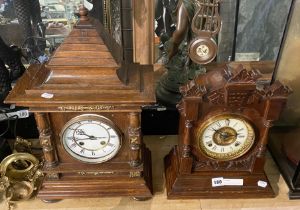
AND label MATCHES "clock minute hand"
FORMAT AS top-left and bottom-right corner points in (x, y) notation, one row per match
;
(76, 130), (107, 139)
(75, 137), (97, 141)
(76, 130), (95, 138)
(75, 136), (107, 141)
(212, 128), (223, 135)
